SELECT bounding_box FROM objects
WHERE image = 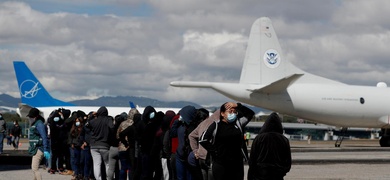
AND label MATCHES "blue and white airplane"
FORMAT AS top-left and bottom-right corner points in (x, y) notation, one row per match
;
(13, 61), (181, 119)
(171, 17), (390, 146)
